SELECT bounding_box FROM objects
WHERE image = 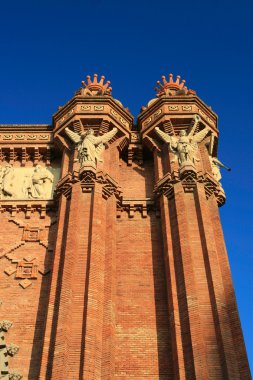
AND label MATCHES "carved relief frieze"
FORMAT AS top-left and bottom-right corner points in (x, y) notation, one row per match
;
(164, 104), (216, 127)
(94, 105), (104, 111)
(168, 105), (179, 111)
(79, 105), (105, 112)
(198, 108), (215, 126)
(143, 109), (163, 127)
(0, 134), (51, 142)
(80, 105), (91, 111)
(0, 164), (60, 200)
(143, 117), (152, 126)
(182, 105), (192, 111)
(109, 109), (129, 128)
(59, 108), (75, 125)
